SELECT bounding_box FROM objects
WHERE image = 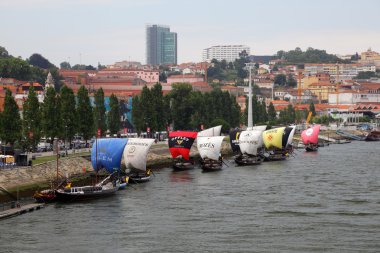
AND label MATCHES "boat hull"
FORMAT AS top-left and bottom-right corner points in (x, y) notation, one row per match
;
(172, 161), (194, 171)
(235, 155), (263, 166)
(201, 159), (223, 172)
(128, 175), (151, 184)
(55, 186), (118, 202)
(305, 144), (318, 152)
